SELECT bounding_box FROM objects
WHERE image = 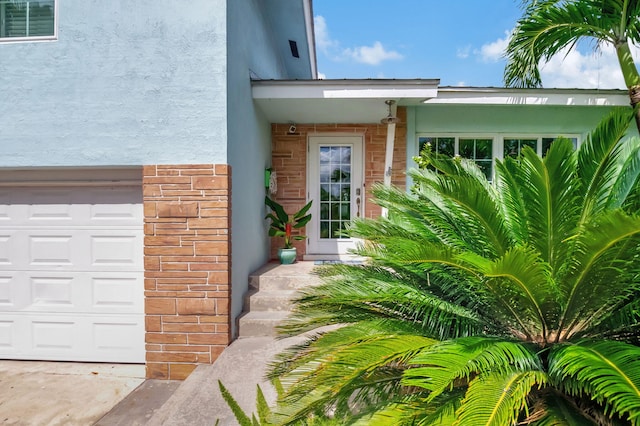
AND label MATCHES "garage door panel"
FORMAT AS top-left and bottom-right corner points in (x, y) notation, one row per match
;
(0, 187), (142, 227)
(92, 275), (143, 312)
(0, 271), (142, 314)
(0, 230), (142, 272)
(0, 179), (144, 363)
(0, 313), (144, 362)
(89, 231), (143, 269)
(0, 276), (11, 306)
(0, 319), (15, 351)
